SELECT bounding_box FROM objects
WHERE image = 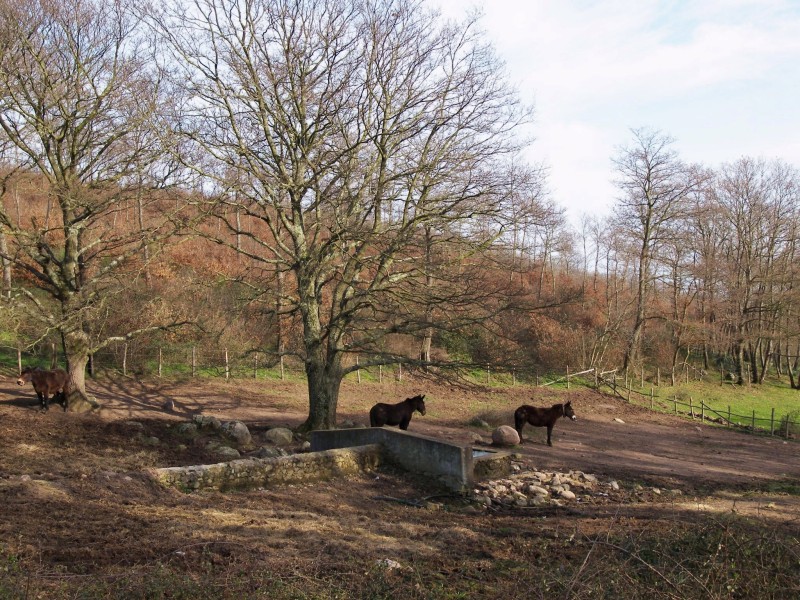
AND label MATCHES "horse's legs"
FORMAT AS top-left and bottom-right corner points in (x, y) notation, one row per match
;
(514, 413), (525, 442)
(38, 392), (48, 411)
(546, 425), (554, 446)
(399, 417), (410, 430)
